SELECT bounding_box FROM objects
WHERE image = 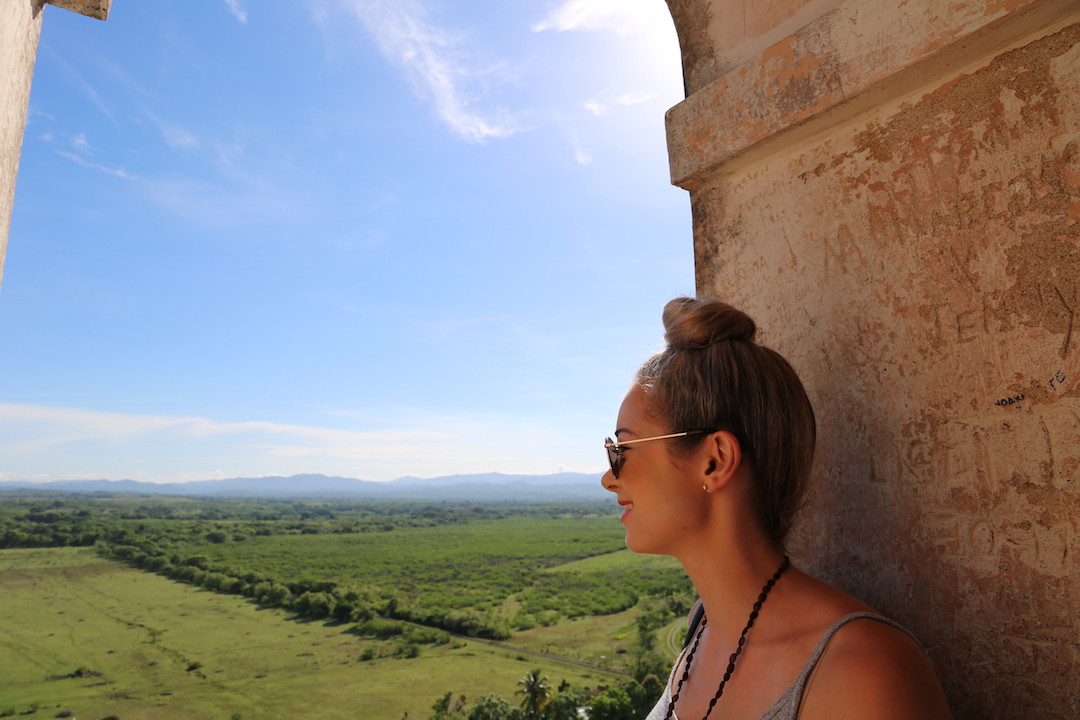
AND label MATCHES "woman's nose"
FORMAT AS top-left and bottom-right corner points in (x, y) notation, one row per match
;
(601, 468), (618, 491)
